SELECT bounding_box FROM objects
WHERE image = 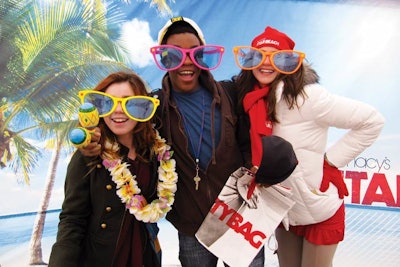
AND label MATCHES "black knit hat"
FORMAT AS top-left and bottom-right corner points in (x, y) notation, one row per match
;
(255, 135), (298, 185)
